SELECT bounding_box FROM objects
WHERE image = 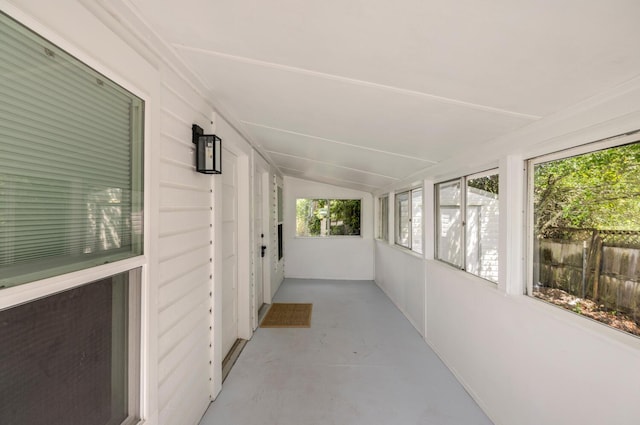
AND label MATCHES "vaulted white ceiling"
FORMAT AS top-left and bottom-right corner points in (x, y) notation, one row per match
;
(131, 0), (640, 192)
